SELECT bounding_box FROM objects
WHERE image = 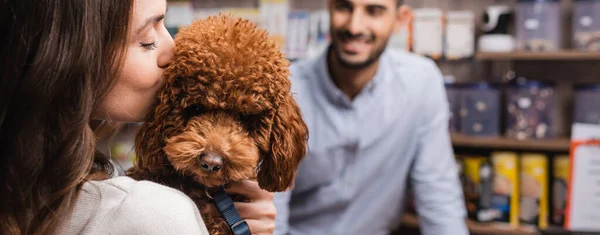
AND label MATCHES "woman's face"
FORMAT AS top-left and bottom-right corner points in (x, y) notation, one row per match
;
(96, 0), (173, 122)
